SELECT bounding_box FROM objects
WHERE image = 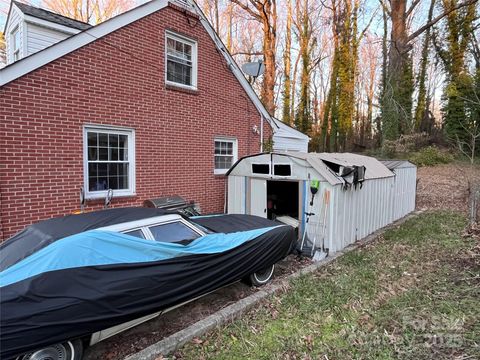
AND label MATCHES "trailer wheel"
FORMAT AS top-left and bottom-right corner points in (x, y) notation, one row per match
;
(249, 264), (275, 286)
(16, 339), (83, 360)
